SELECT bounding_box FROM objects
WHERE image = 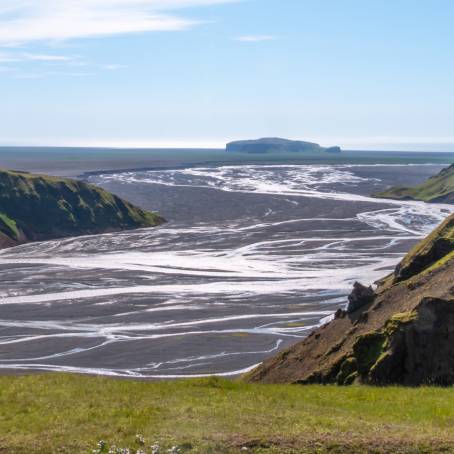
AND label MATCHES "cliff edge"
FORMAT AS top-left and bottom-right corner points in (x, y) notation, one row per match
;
(0, 169), (164, 249)
(374, 163), (454, 204)
(245, 213), (454, 386)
